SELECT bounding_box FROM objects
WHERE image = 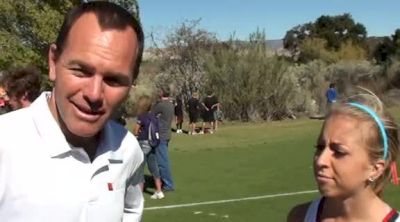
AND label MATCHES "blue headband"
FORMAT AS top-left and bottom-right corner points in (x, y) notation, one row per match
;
(347, 102), (388, 160)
